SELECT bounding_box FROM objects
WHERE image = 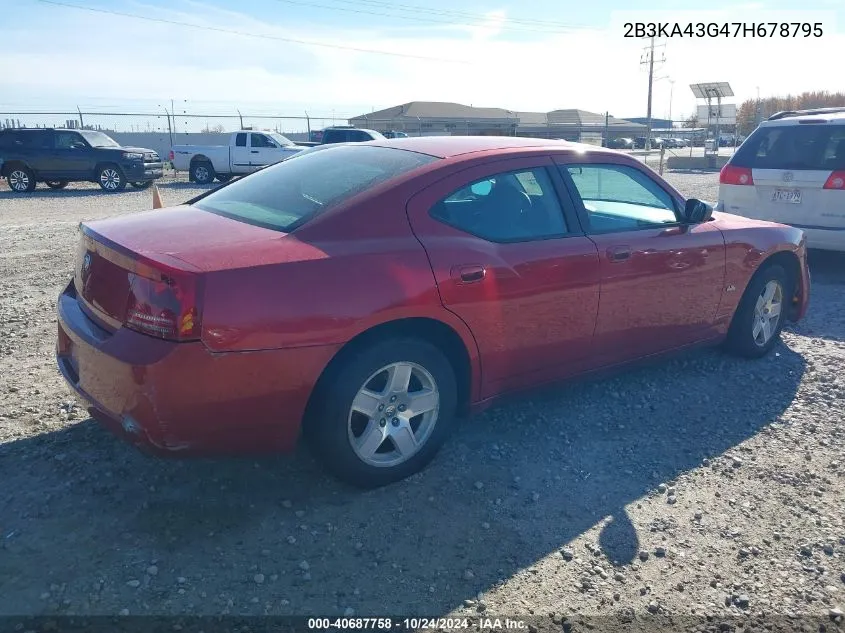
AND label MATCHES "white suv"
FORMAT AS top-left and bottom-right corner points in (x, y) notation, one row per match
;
(717, 107), (845, 251)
